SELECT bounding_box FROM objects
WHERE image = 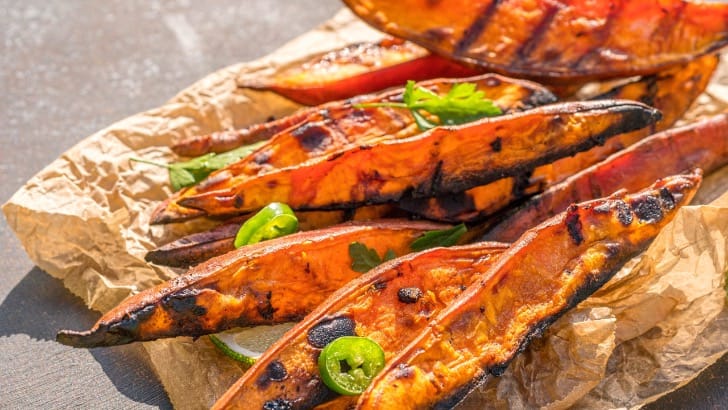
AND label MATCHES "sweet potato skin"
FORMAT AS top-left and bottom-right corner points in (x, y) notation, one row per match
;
(240, 38), (480, 106)
(145, 205), (405, 268)
(153, 74), (558, 223)
(56, 220), (447, 347)
(212, 242), (508, 410)
(398, 54), (718, 222)
(154, 100), (660, 222)
(356, 173), (701, 409)
(484, 112), (728, 242)
(343, 0), (728, 82)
